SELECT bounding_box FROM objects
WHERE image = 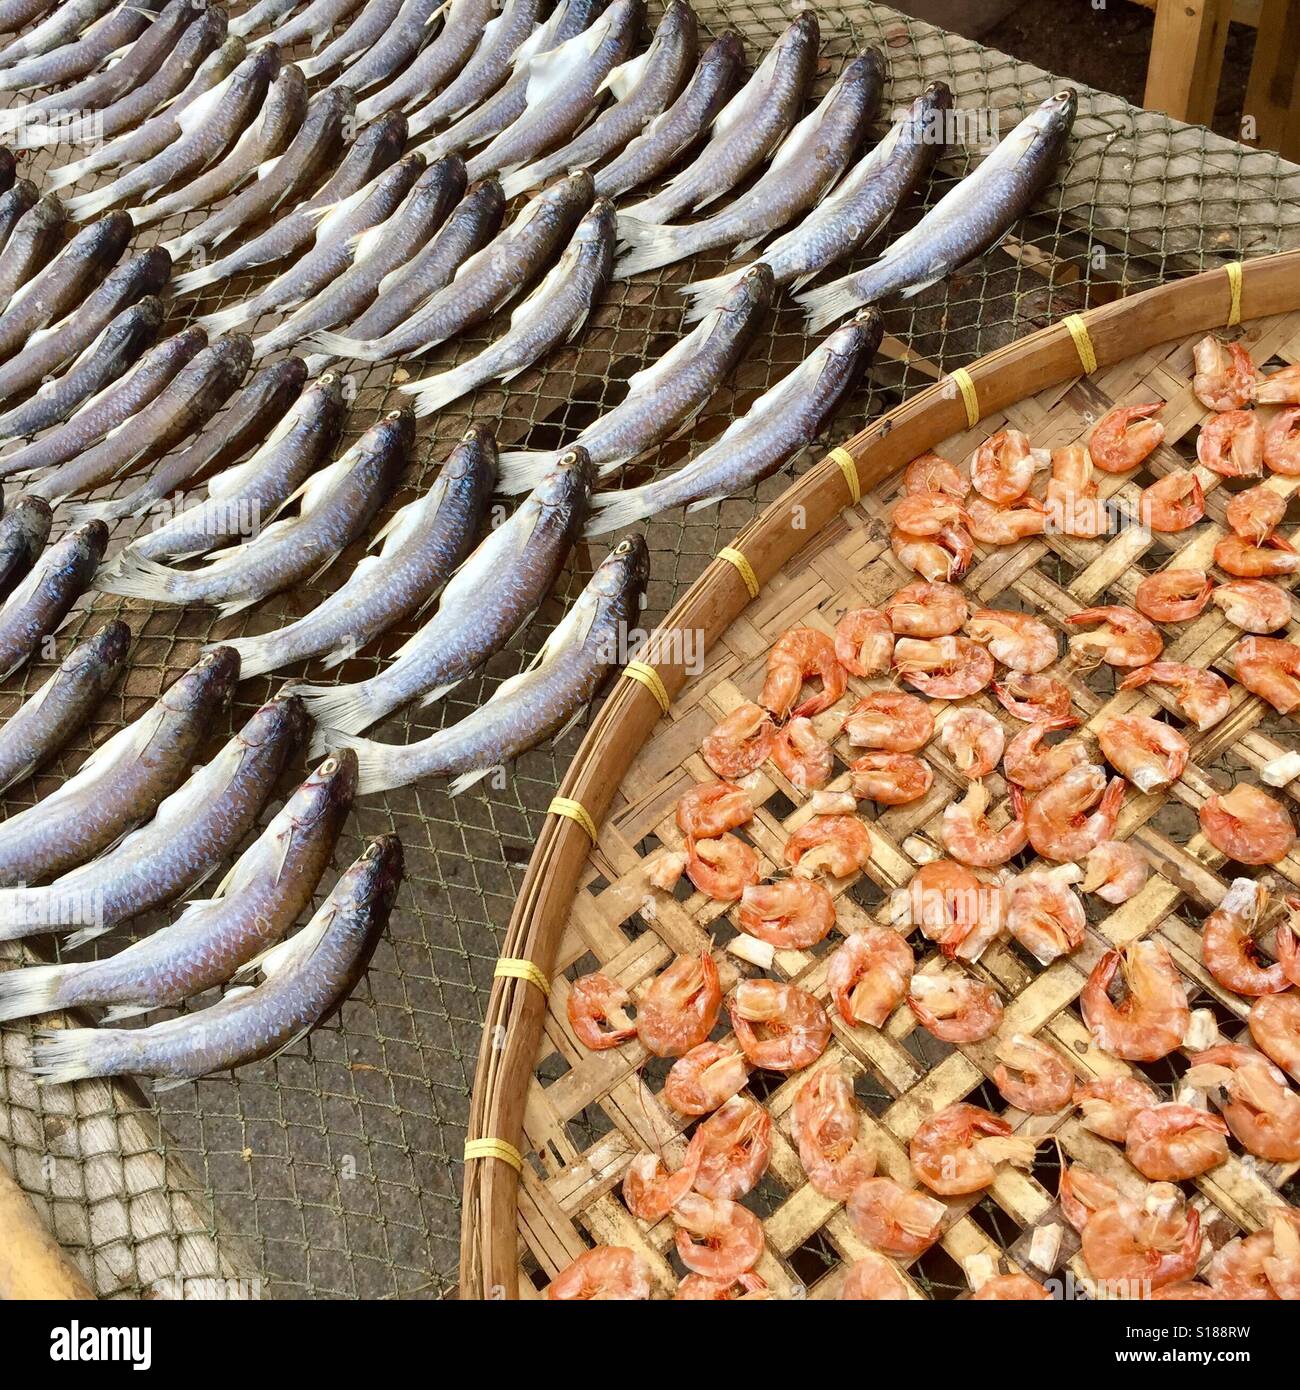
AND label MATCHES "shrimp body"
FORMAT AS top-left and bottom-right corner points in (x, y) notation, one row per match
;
(1192, 334), (1255, 411)
(1068, 606), (1163, 668)
(1255, 363), (1300, 405)
(1080, 839), (1150, 903)
(941, 780), (1028, 867)
(636, 953), (723, 1057)
(1207, 1228), (1284, 1300)
(792, 1068), (876, 1200)
(907, 971), (1003, 1043)
(1250, 991), (1300, 1081)
(902, 451), (969, 497)
(1263, 405), (1300, 475)
(884, 580), (968, 637)
(890, 524), (973, 582)
(993, 1033), (1074, 1113)
(768, 716), (833, 791)
(972, 1273), (1051, 1300)
(1197, 409), (1264, 476)
(737, 879), (835, 950)
(1080, 941), (1189, 1062)
(965, 495), (1047, 545)
(1073, 1074), (1160, 1142)
(971, 429), (1043, 503)
(849, 751), (933, 805)
(899, 859), (992, 956)
(623, 1133), (704, 1221)
(1026, 764), (1125, 861)
(1140, 470), (1205, 532)
(702, 702), (776, 779)
(1125, 1103), (1229, 1181)
(939, 707), (1005, 777)
(840, 1253), (910, 1300)
(1003, 715), (1089, 790)
(569, 972), (637, 1050)
(843, 691), (933, 751)
(965, 609), (1058, 673)
(1201, 877), (1288, 995)
(993, 672), (1073, 723)
(1199, 783), (1295, 865)
(1098, 715), (1189, 793)
(663, 1041), (749, 1115)
(1118, 661), (1230, 731)
(728, 979), (831, 1072)
(694, 1096), (772, 1200)
(1214, 532), (1300, 578)
(1047, 444), (1109, 537)
(847, 1177), (945, 1256)
(547, 1246), (653, 1300)
(677, 782), (754, 843)
(1006, 869), (1086, 963)
(1081, 1195), (1200, 1292)
(1089, 401), (1165, 473)
(891, 493), (967, 536)
(894, 635), (994, 699)
(674, 1272), (768, 1300)
(761, 628), (847, 720)
(1233, 635), (1300, 714)
(672, 1193), (764, 1282)
(909, 1102), (1037, 1196)
(1135, 569), (1214, 624)
(785, 815), (872, 878)
(827, 926), (914, 1027)
(834, 607), (893, 677)
(1058, 1162), (1122, 1232)
(686, 833), (761, 901)
(1225, 483), (1287, 543)
(1212, 578), (1291, 634)
(1185, 1043), (1300, 1162)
